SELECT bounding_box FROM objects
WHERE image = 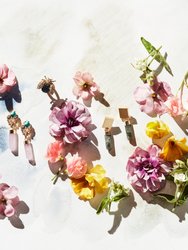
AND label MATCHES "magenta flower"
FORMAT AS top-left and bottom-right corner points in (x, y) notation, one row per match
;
(0, 64), (17, 95)
(49, 100), (92, 144)
(134, 80), (172, 117)
(73, 71), (100, 100)
(126, 145), (170, 192)
(0, 183), (20, 217)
